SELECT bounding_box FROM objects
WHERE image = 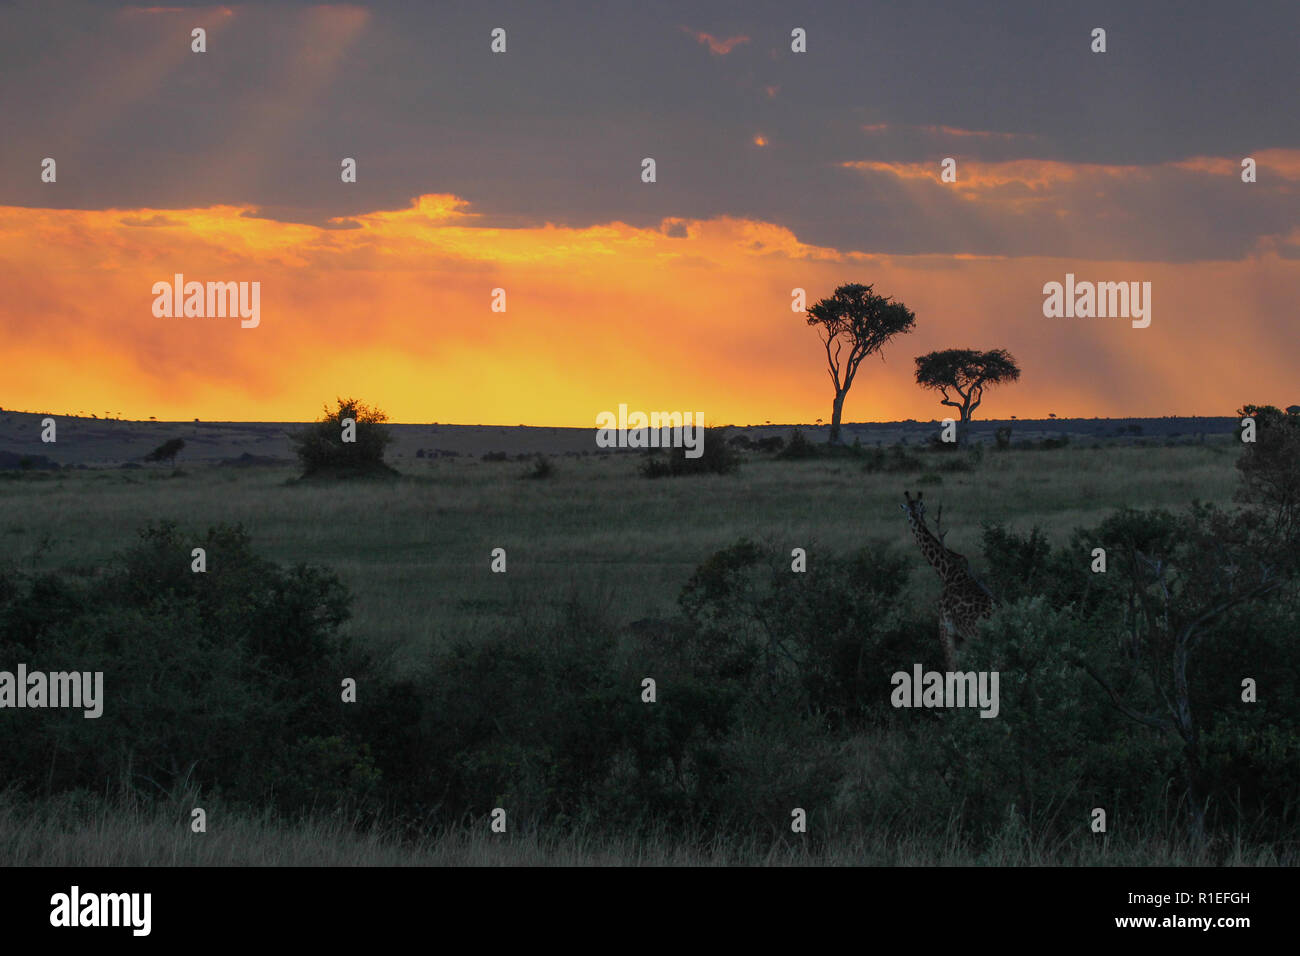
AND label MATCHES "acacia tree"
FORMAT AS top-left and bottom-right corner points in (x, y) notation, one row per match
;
(805, 283), (916, 445)
(1073, 504), (1287, 846)
(1235, 404), (1300, 544)
(914, 348), (1020, 445)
